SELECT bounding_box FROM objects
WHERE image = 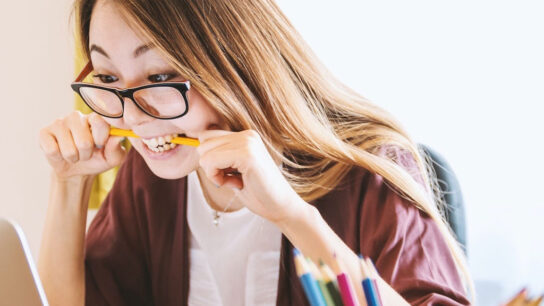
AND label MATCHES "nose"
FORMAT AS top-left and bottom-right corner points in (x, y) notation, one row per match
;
(122, 97), (152, 127)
